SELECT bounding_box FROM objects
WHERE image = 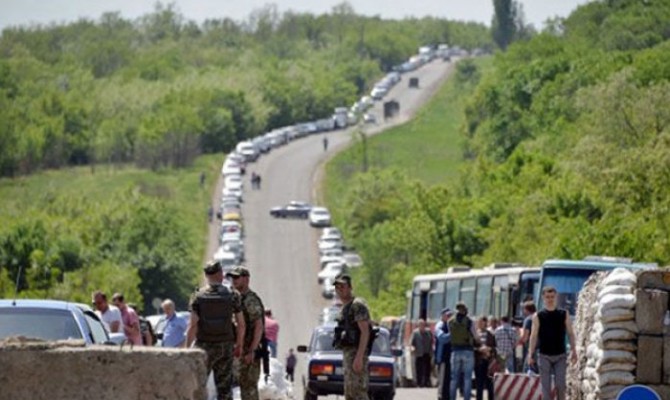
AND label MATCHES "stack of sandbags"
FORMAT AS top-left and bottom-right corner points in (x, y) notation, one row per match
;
(573, 268), (638, 400)
(569, 272), (603, 400)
